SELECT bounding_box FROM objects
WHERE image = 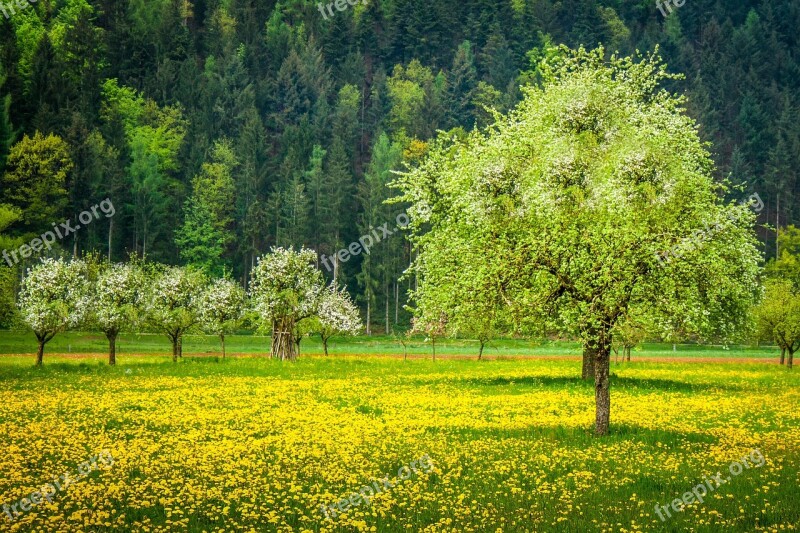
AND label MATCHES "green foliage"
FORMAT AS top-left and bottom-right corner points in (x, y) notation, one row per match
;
(1, 0), (799, 328)
(767, 226), (800, 289)
(175, 197), (226, 276)
(754, 278), (800, 365)
(0, 132), (72, 234)
(394, 46), (763, 432)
